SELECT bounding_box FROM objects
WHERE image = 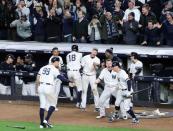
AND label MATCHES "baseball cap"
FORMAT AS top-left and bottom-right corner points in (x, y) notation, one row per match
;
(6, 54), (15, 60)
(25, 54), (33, 59)
(52, 47), (58, 52)
(51, 57), (60, 63)
(112, 61), (120, 67)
